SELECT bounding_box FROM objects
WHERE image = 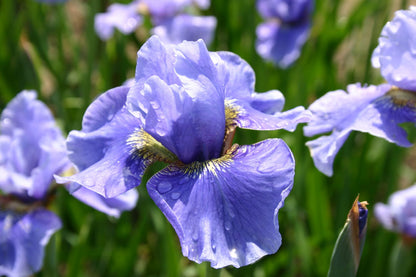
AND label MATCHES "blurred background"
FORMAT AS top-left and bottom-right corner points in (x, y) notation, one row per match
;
(1, 0), (416, 276)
